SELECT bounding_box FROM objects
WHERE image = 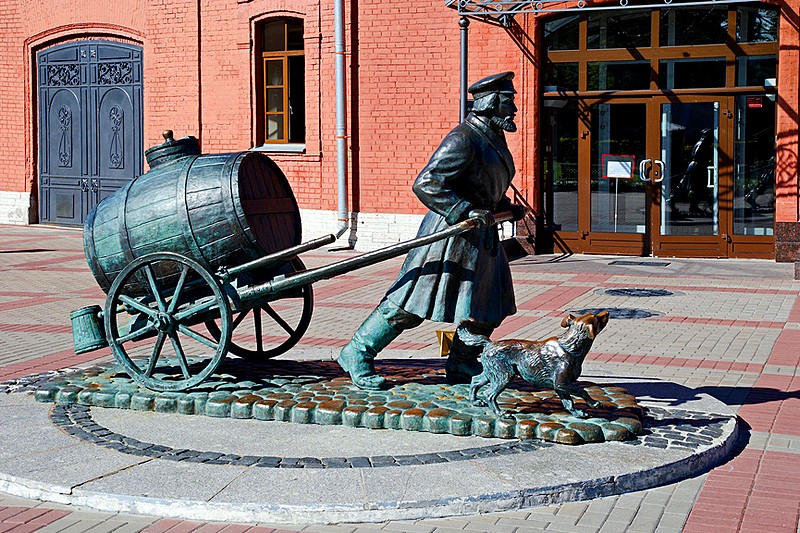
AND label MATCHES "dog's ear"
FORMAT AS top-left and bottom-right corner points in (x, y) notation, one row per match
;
(591, 311), (610, 337)
(561, 314), (575, 328)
